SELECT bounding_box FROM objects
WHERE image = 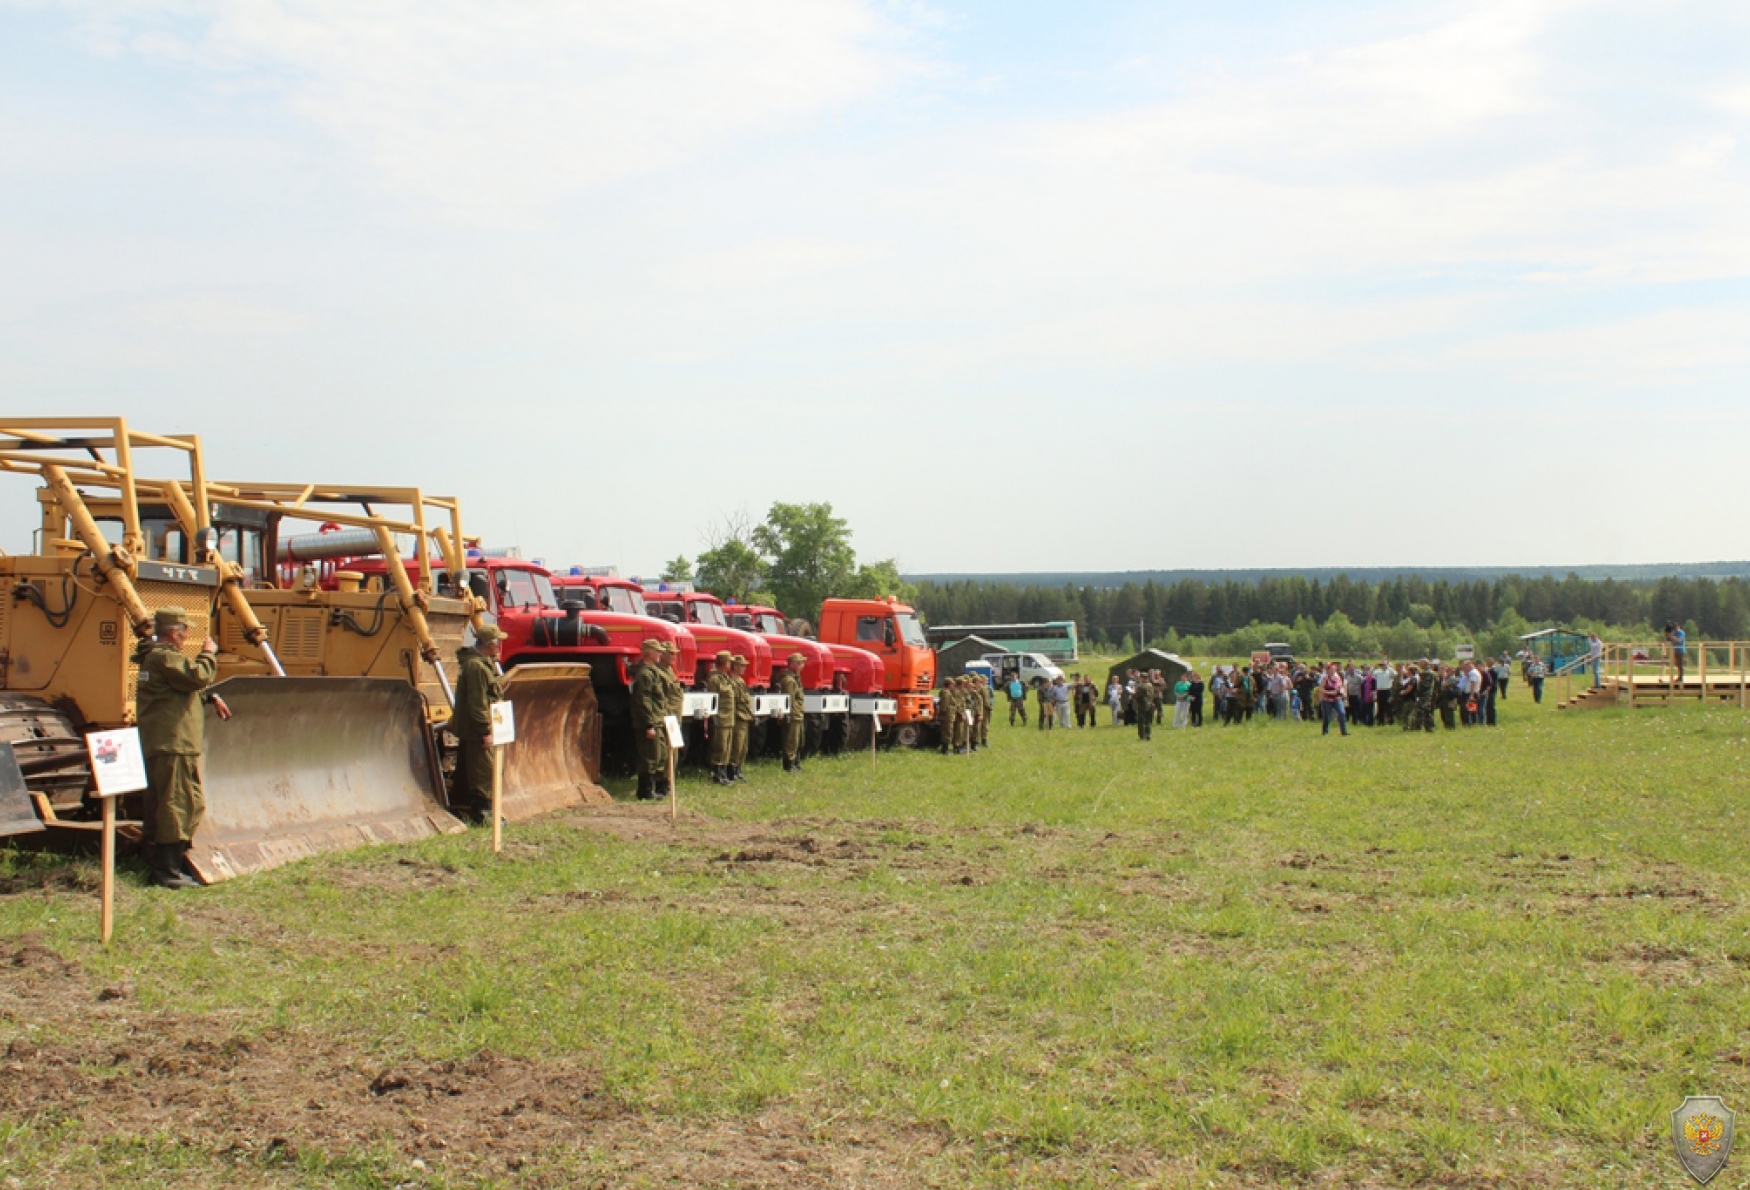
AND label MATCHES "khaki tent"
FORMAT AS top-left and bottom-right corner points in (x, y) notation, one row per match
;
(936, 635), (1006, 678)
(1107, 649), (1192, 698)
